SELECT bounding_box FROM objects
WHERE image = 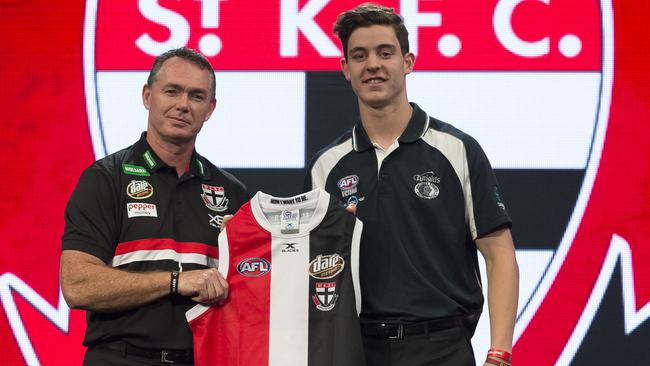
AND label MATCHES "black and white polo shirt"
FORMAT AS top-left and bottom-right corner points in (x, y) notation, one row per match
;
(305, 103), (511, 324)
